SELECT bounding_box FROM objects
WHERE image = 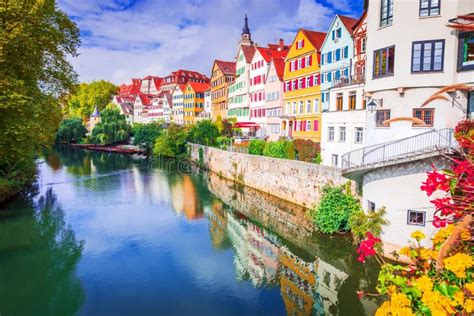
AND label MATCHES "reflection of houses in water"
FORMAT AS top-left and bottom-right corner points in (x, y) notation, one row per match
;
(316, 260), (349, 314)
(170, 175), (203, 220)
(227, 213), (249, 280)
(204, 200), (229, 250)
